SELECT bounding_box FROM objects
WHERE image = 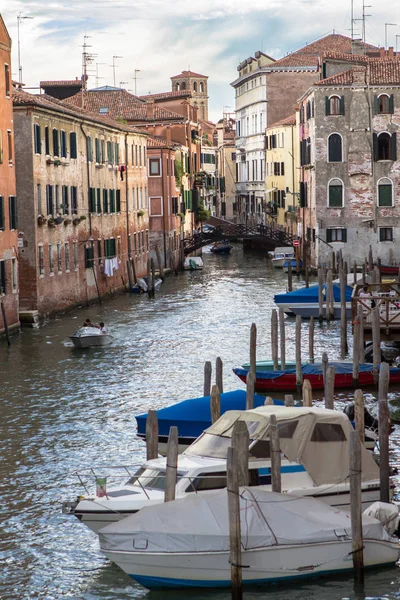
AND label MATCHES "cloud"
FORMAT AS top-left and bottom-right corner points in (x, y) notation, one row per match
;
(3, 0), (400, 122)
